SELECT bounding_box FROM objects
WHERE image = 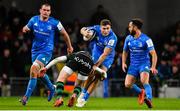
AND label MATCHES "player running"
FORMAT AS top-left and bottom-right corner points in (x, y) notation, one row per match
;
(76, 19), (117, 107)
(19, 3), (73, 105)
(122, 18), (158, 108)
(39, 51), (107, 107)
